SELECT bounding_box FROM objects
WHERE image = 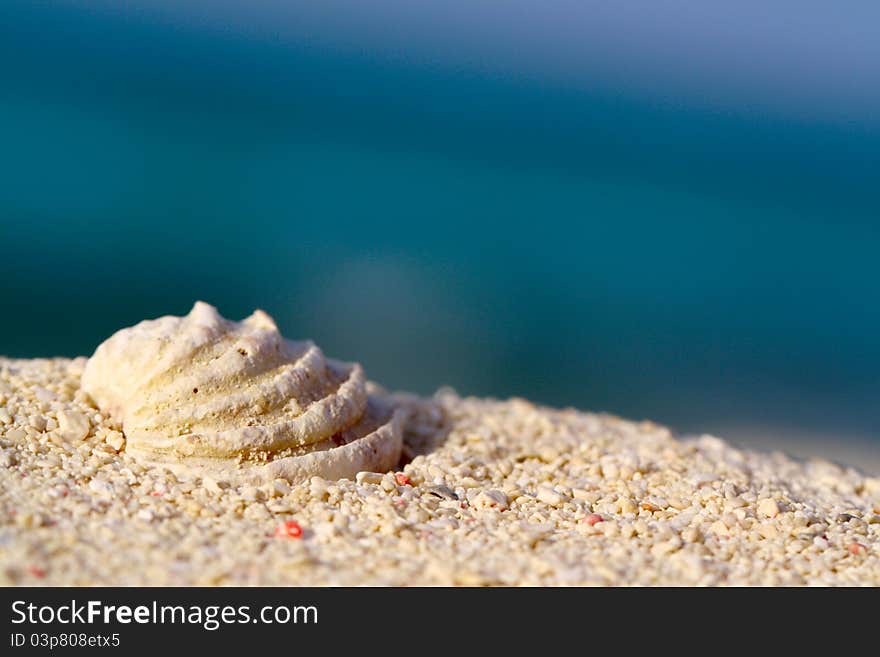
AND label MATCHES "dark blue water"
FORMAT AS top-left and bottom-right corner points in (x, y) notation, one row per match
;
(2, 3), (878, 445)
